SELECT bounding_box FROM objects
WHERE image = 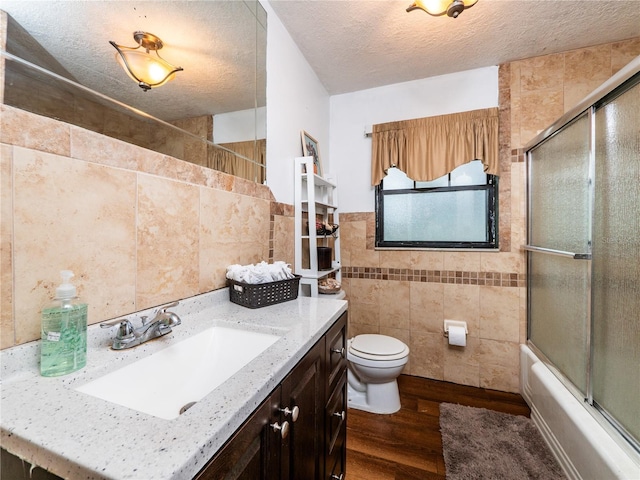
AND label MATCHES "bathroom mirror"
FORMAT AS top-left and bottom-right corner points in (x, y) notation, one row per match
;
(1, 0), (267, 183)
